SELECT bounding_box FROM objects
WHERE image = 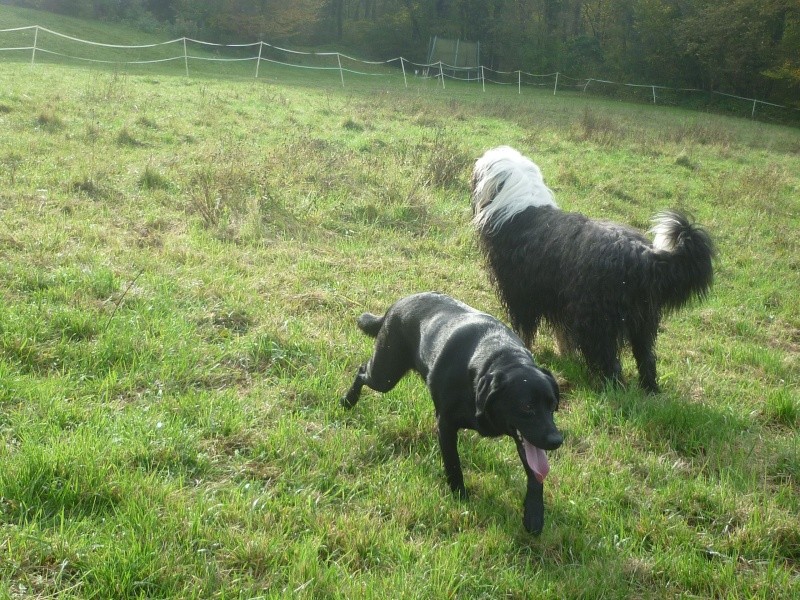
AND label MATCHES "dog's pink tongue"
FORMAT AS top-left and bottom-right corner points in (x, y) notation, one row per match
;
(522, 439), (550, 483)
